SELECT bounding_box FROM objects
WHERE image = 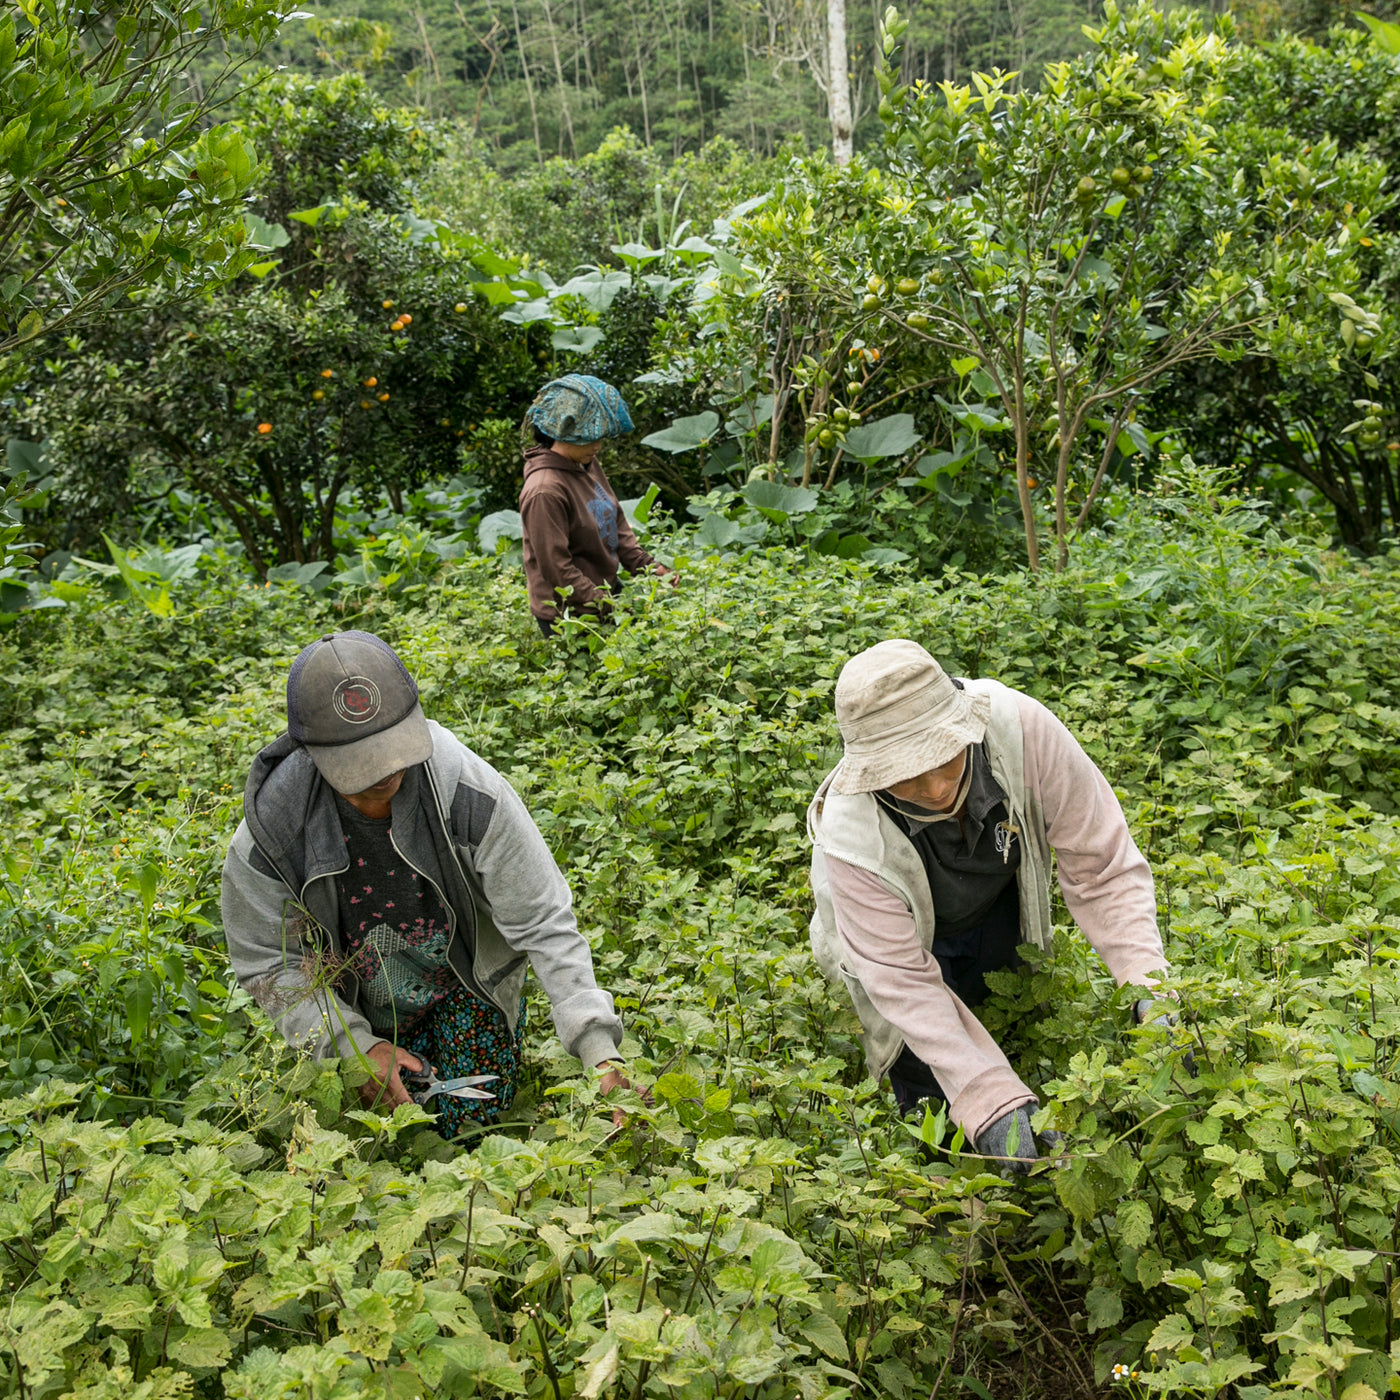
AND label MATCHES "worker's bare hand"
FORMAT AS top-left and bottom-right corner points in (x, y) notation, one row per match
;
(598, 1062), (636, 1129)
(361, 1042), (424, 1110)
